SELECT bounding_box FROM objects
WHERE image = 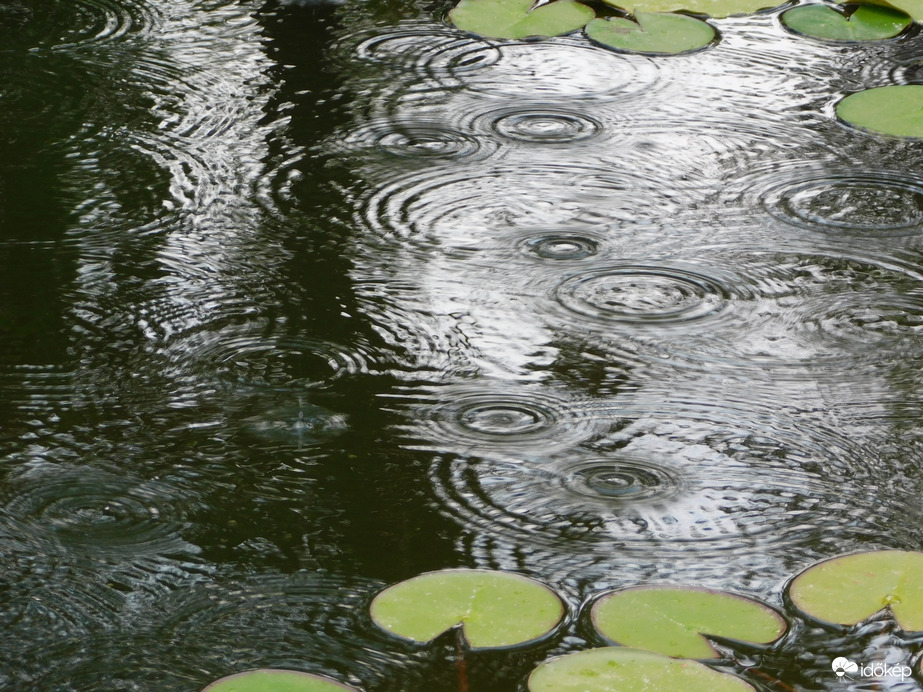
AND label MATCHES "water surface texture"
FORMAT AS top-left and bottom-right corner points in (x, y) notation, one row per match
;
(3, 0), (923, 689)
